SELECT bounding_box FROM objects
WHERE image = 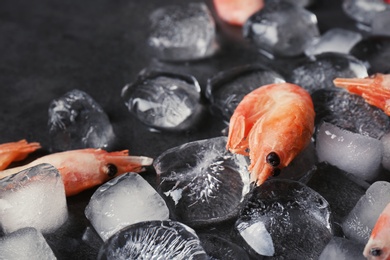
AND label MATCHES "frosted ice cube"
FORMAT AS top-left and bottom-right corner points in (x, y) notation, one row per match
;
(148, 2), (217, 61)
(305, 28), (362, 56)
(342, 181), (390, 244)
(235, 179), (333, 259)
(48, 89), (115, 152)
(154, 136), (250, 227)
(243, 0), (319, 57)
(289, 53), (368, 93)
(98, 220), (208, 260)
(0, 227), (56, 260)
(342, 0), (390, 25)
(312, 88), (390, 139)
(319, 236), (366, 260)
(316, 122), (383, 182)
(372, 10), (390, 36)
(206, 64), (285, 121)
(121, 69), (203, 131)
(85, 172), (169, 241)
(0, 164), (68, 234)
